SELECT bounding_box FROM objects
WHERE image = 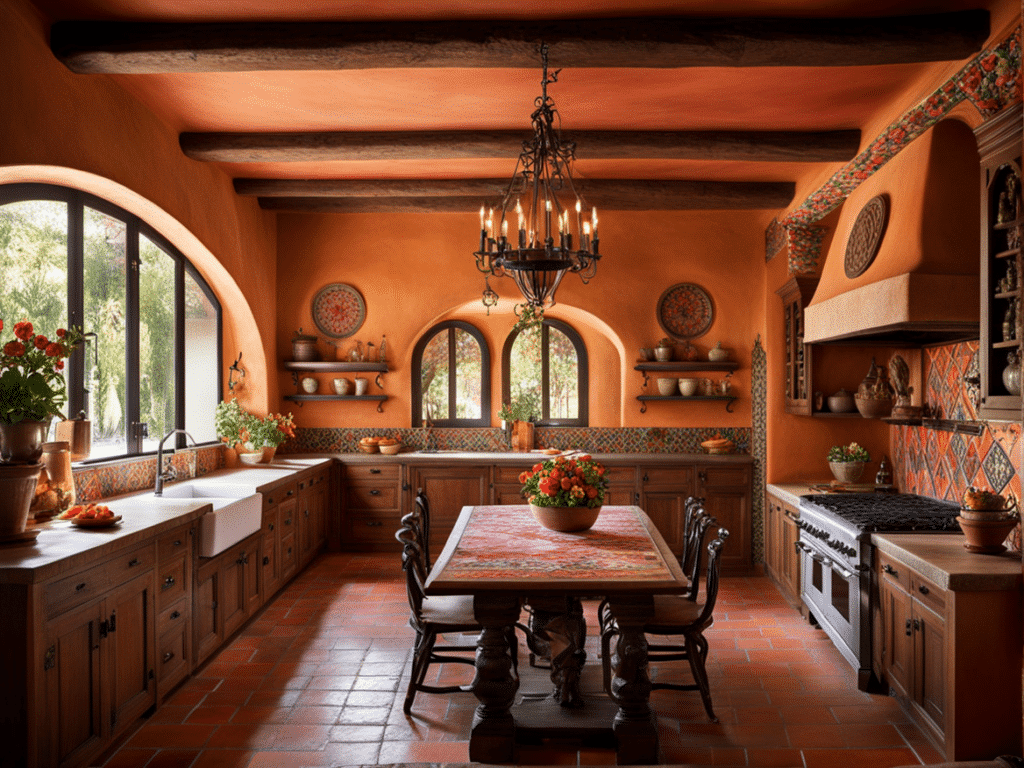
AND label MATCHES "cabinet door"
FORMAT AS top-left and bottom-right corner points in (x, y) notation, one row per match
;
(639, 491), (687, 554)
(779, 503), (801, 600)
(880, 575), (913, 700)
(107, 572), (156, 736)
(194, 558), (221, 667)
(764, 493), (781, 581)
(221, 543), (249, 640)
(43, 600), (107, 768)
(279, 497), (299, 580)
(243, 542), (261, 618)
(914, 601), (946, 732)
(408, 465), (491, 558)
(698, 465), (752, 573)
